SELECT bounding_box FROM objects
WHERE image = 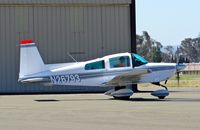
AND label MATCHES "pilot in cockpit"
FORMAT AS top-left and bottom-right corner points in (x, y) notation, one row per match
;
(115, 56), (126, 67)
